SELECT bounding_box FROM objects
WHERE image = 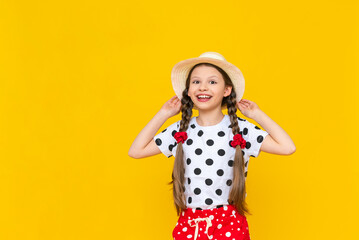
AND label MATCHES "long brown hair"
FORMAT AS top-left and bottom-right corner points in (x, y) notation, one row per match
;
(168, 62), (251, 217)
